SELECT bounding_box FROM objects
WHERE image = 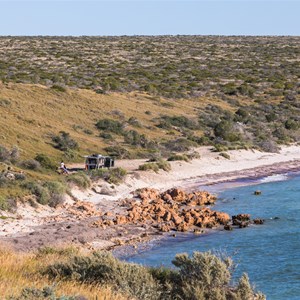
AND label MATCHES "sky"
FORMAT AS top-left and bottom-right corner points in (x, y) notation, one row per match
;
(0, 0), (299, 36)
